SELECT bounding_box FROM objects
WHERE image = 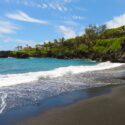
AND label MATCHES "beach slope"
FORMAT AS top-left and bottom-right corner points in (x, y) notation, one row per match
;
(18, 85), (125, 125)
